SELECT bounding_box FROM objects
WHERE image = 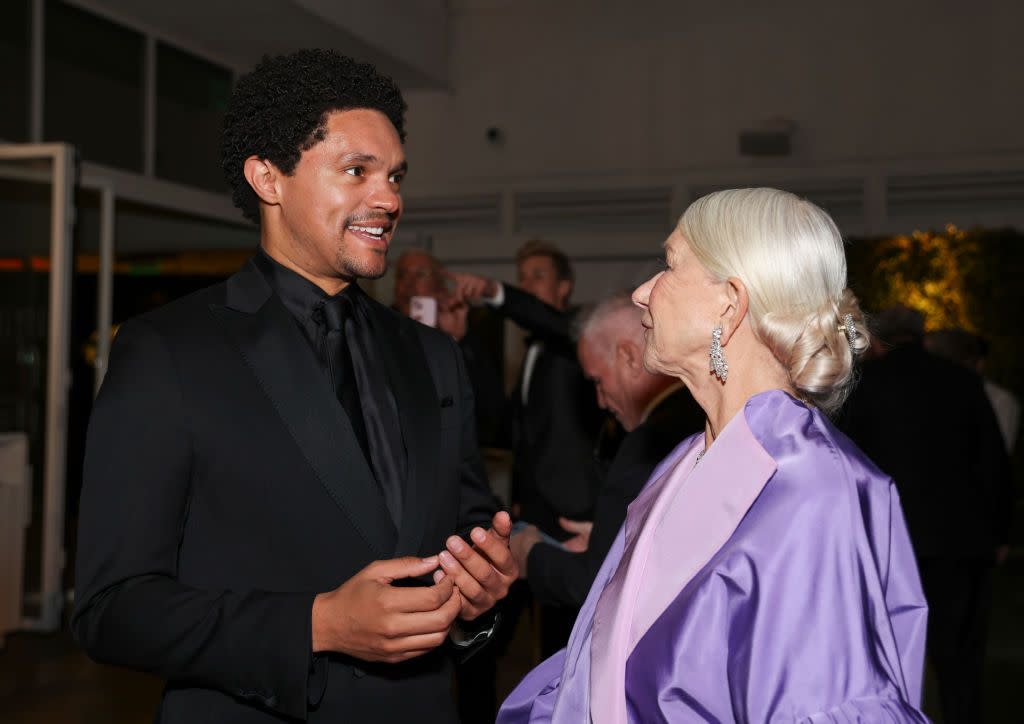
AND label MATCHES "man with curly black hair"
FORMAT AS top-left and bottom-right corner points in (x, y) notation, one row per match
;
(73, 49), (516, 723)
